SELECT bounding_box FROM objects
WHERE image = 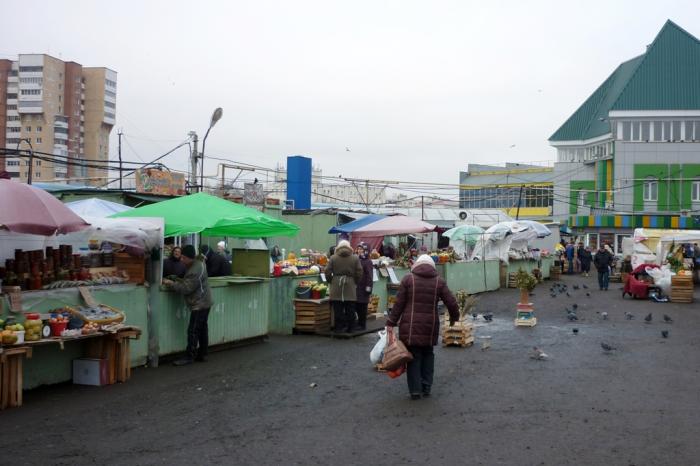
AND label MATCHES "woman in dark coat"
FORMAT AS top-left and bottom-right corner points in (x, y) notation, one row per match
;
(163, 246), (187, 279)
(387, 254), (460, 399)
(355, 242), (374, 330)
